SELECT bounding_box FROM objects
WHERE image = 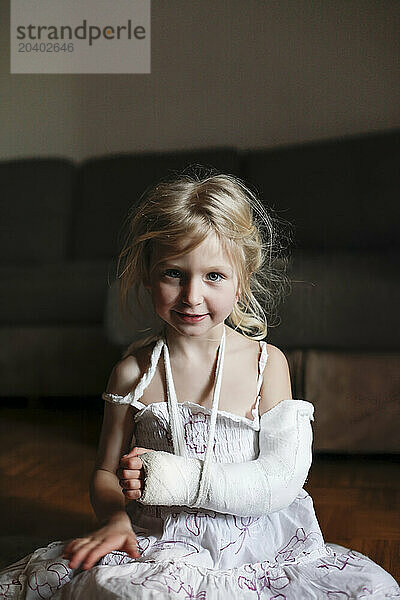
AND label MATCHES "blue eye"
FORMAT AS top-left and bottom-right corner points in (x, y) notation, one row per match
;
(207, 272), (222, 282)
(164, 269), (181, 278)
(163, 269), (223, 282)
